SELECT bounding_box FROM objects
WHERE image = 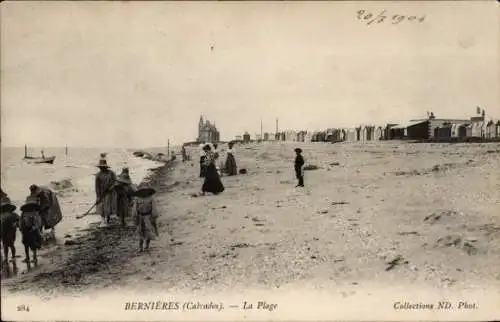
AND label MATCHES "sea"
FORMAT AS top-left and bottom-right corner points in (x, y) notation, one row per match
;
(0, 146), (165, 248)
